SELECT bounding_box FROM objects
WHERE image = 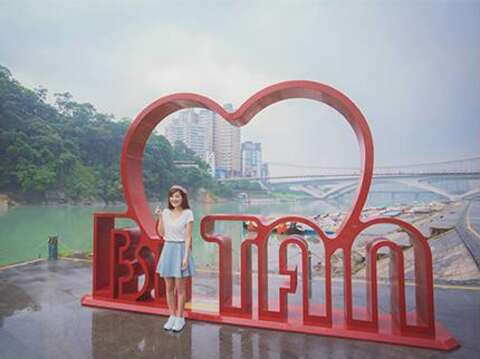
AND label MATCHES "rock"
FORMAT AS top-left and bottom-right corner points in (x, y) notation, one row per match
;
(45, 190), (67, 203)
(313, 261), (322, 272)
(352, 250), (365, 265)
(329, 250), (366, 276)
(0, 194), (8, 212)
(430, 226), (454, 237)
